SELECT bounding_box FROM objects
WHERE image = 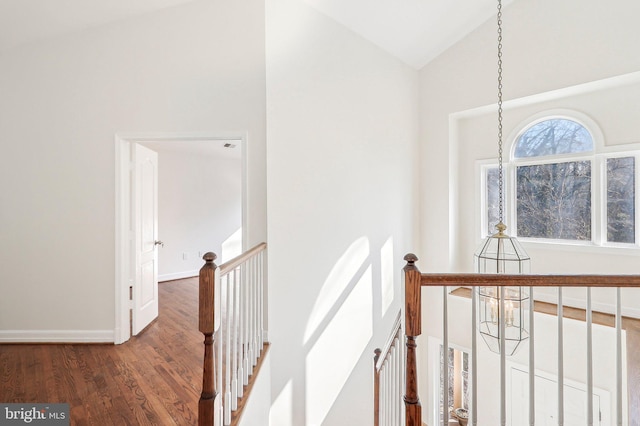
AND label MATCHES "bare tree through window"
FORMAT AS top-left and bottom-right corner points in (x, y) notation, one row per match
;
(486, 167), (500, 235)
(517, 161), (591, 240)
(483, 116), (637, 246)
(607, 157), (635, 243)
(515, 119), (593, 241)
(514, 118), (593, 158)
